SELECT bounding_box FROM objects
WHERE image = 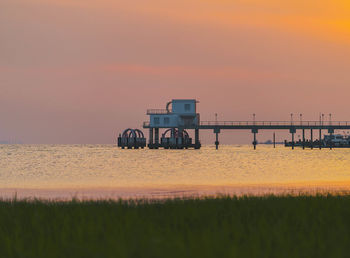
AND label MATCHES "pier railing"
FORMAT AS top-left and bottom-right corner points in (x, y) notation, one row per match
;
(143, 121), (350, 128)
(200, 121), (350, 126)
(146, 109), (169, 115)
